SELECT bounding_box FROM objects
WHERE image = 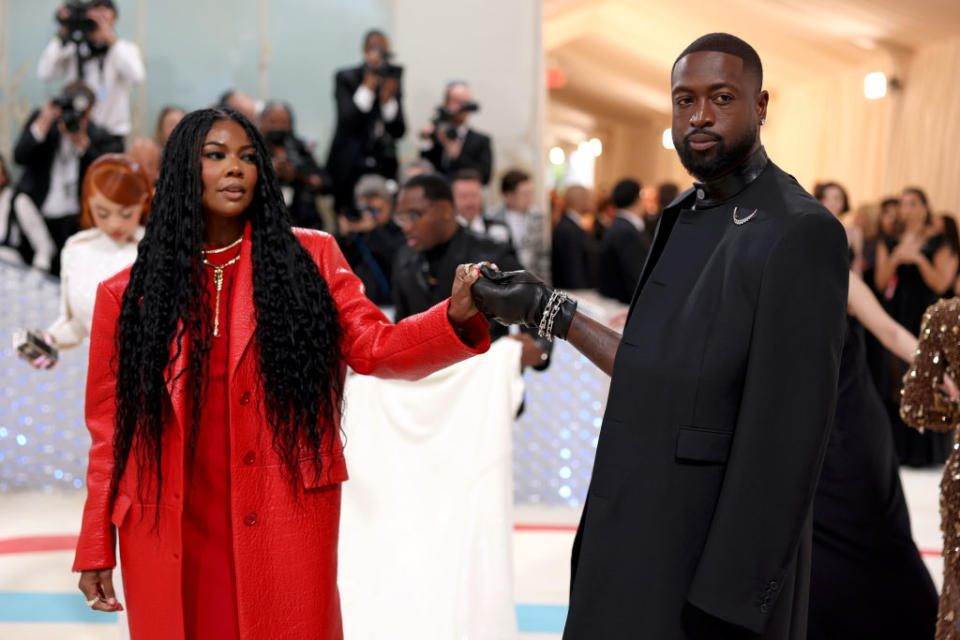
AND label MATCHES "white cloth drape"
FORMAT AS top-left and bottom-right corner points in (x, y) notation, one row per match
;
(339, 338), (523, 640)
